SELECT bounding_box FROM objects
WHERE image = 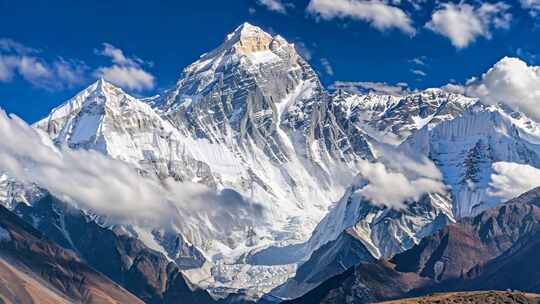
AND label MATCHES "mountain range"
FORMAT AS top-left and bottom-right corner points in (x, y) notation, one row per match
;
(1, 22), (540, 303)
